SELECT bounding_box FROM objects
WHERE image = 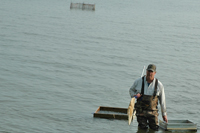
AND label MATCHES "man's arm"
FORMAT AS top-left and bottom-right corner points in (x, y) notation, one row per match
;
(129, 79), (139, 98)
(129, 83), (136, 98)
(158, 82), (168, 123)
